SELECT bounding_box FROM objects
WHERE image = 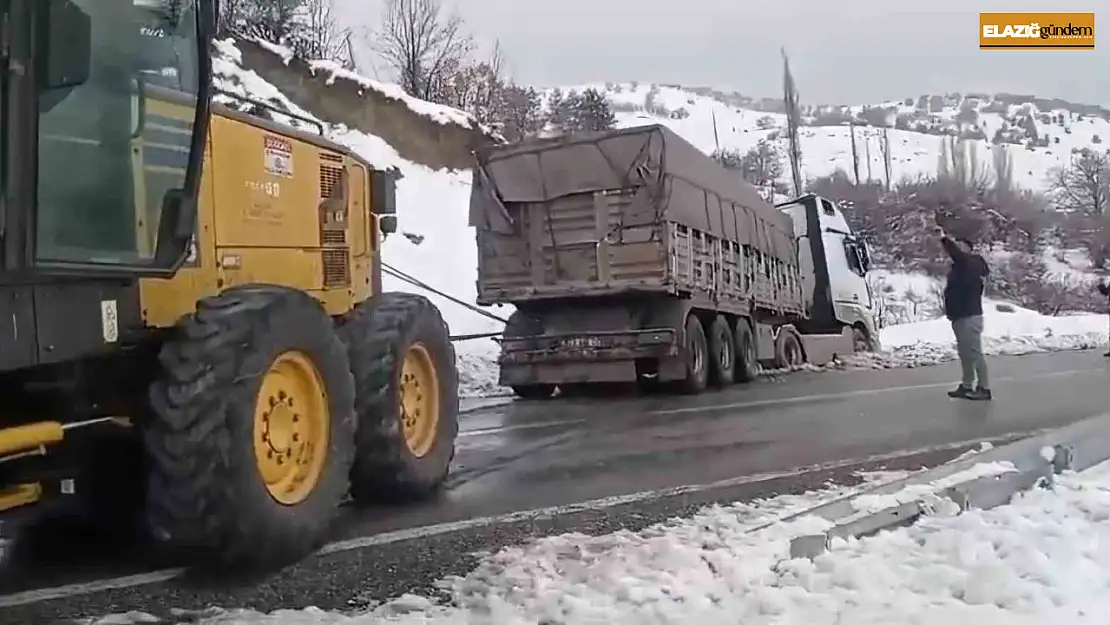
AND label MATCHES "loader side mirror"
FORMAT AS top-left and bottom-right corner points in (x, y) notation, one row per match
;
(41, 0), (92, 91)
(378, 214), (398, 235)
(154, 189), (199, 269)
(370, 170), (397, 215)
